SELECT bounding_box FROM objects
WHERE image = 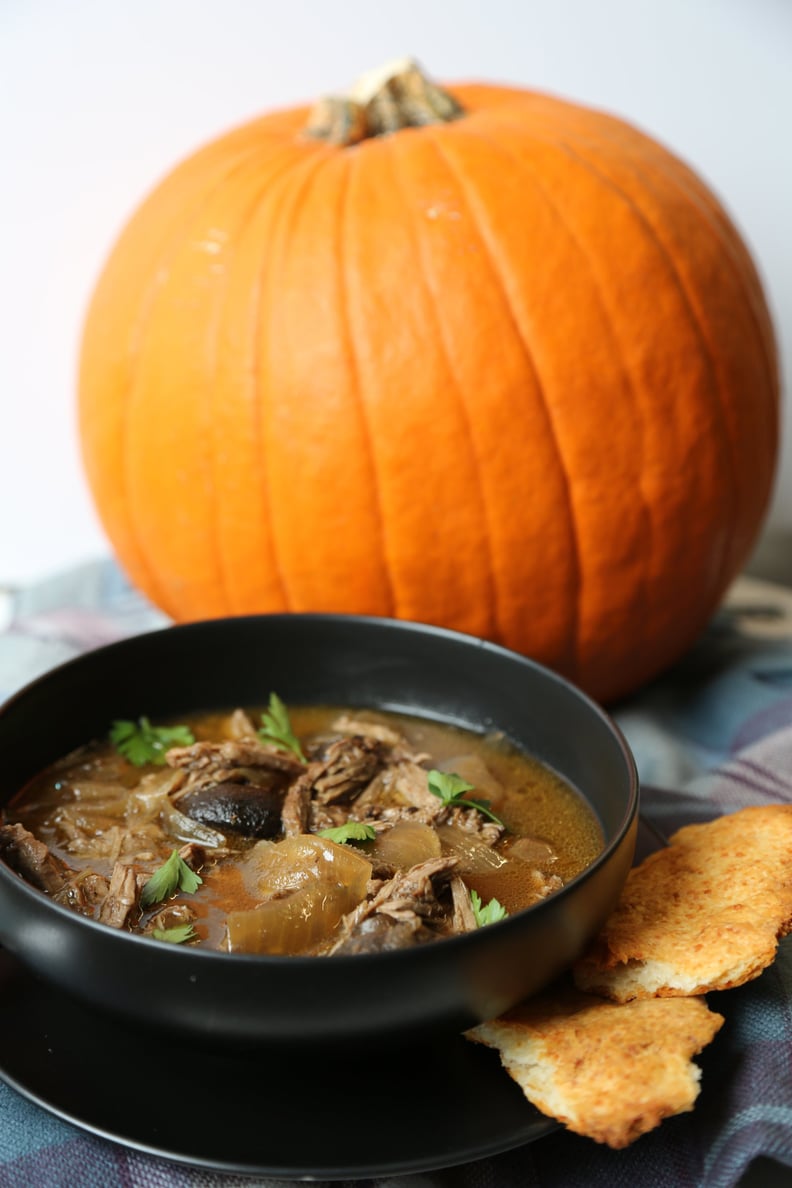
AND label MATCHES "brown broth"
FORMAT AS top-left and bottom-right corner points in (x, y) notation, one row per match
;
(7, 705), (604, 953)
